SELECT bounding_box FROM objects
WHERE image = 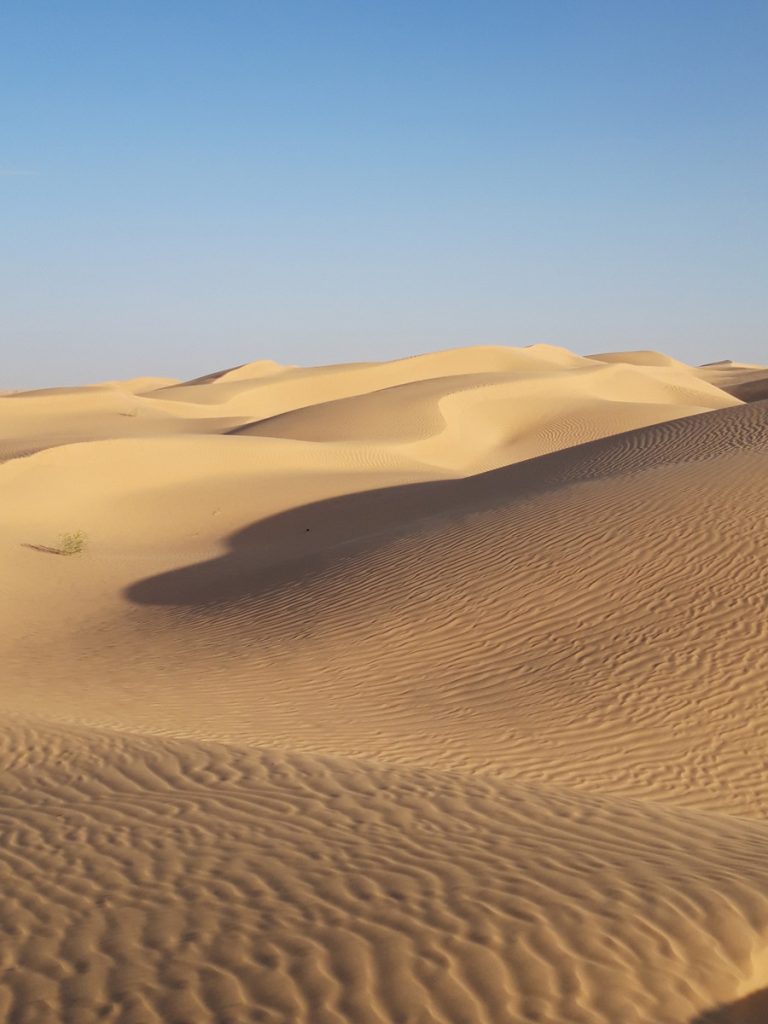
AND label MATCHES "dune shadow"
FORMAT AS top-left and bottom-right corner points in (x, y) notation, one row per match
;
(124, 426), (621, 607)
(126, 473), (487, 606)
(124, 401), (768, 608)
(692, 986), (768, 1023)
(725, 378), (768, 403)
